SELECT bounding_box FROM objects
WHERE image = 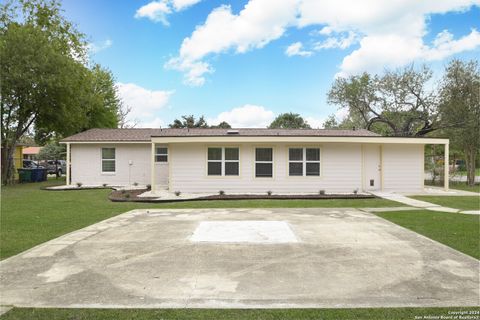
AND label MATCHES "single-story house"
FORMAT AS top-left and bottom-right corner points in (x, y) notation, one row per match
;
(60, 128), (450, 193)
(22, 146), (42, 160)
